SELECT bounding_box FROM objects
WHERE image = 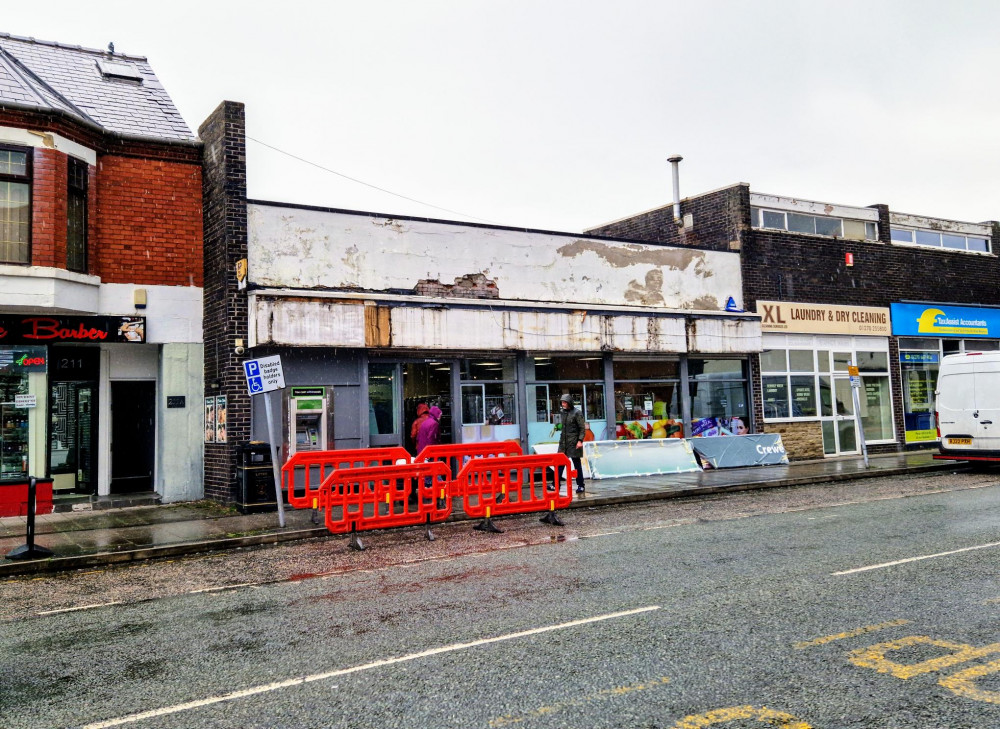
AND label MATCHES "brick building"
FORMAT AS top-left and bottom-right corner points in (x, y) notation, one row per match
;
(0, 34), (203, 502)
(199, 103), (763, 503)
(588, 179), (1000, 458)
